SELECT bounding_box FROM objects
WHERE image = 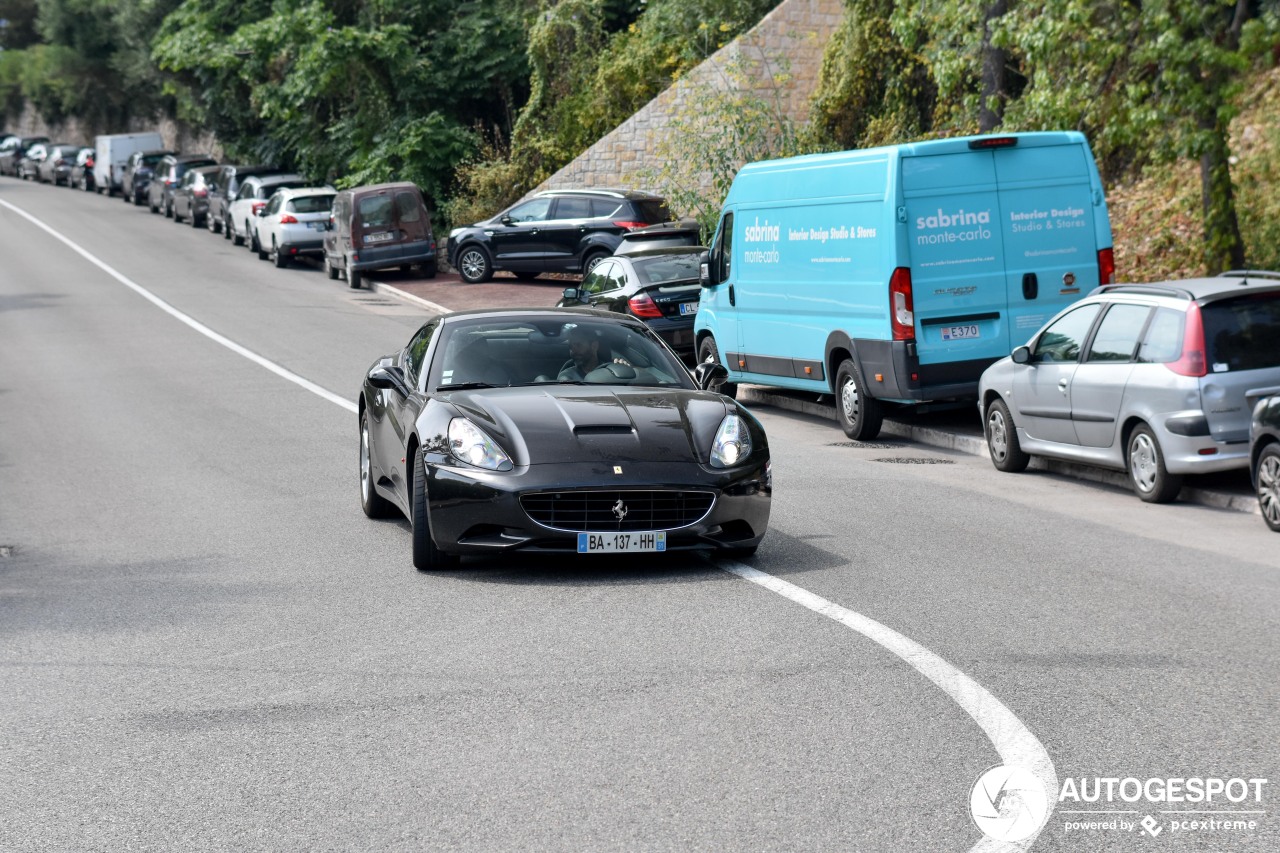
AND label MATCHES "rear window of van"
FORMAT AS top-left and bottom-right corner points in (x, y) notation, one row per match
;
(359, 195), (394, 229)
